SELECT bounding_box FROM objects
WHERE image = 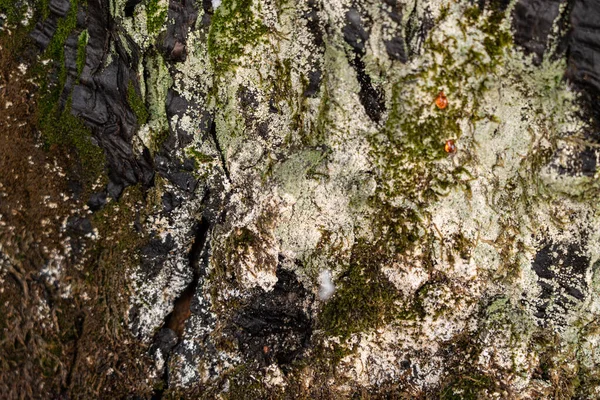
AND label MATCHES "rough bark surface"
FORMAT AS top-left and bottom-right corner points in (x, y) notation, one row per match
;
(1, 0), (600, 398)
